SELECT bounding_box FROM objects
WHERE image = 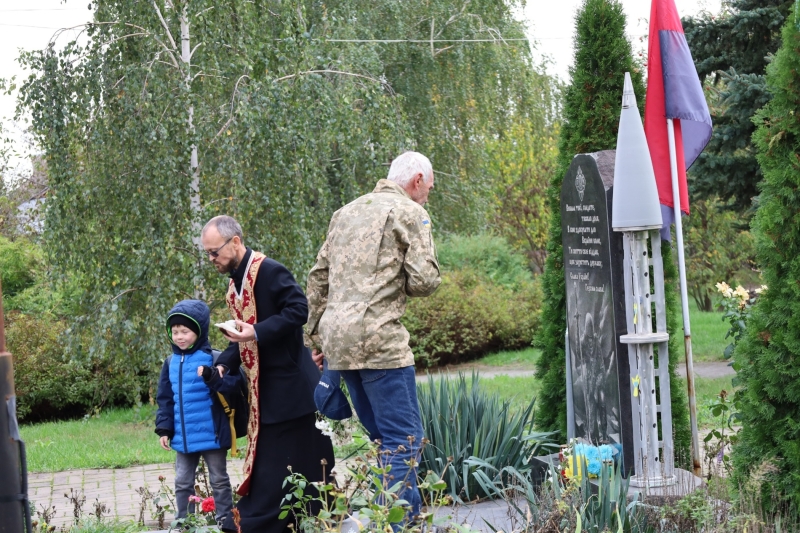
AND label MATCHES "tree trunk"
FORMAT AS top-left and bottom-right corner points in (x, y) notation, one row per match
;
(179, 2), (204, 297)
